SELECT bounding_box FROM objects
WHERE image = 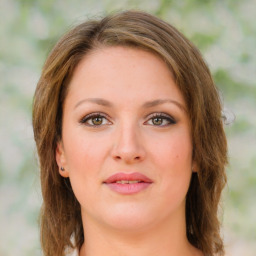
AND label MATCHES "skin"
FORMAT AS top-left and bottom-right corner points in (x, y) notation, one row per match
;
(56, 46), (202, 256)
